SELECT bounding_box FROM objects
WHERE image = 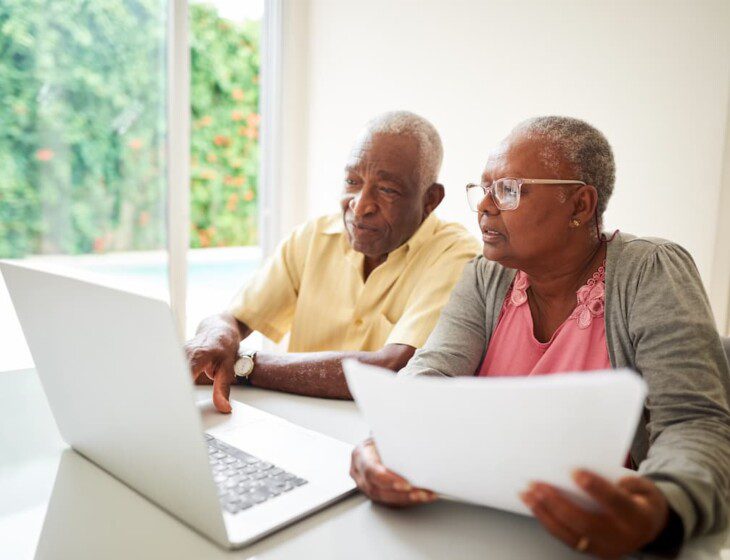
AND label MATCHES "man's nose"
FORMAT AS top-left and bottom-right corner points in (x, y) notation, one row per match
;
(350, 187), (378, 217)
(477, 187), (500, 215)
